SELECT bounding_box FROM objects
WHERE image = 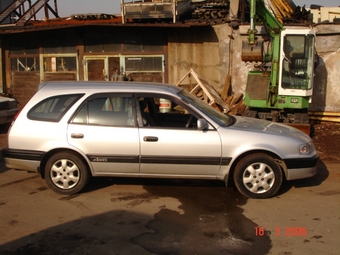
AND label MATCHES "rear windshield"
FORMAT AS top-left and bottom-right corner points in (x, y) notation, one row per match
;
(28, 94), (84, 122)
